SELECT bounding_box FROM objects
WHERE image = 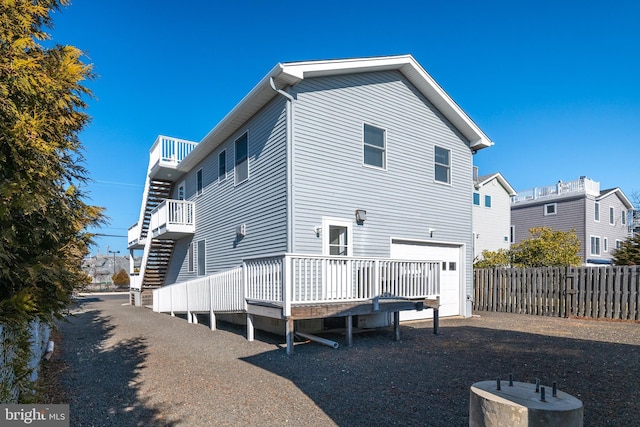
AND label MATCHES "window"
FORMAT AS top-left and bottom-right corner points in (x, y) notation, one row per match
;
(622, 210), (627, 225)
(197, 240), (206, 276)
(594, 202), (600, 221)
(473, 193), (480, 205)
(442, 262), (447, 271)
(510, 226), (515, 244)
(188, 243), (194, 273)
(590, 236), (601, 256)
(363, 124), (386, 168)
(609, 207), (615, 225)
(485, 195), (492, 208)
(448, 262), (457, 271)
(218, 150), (226, 181)
(616, 240), (623, 249)
(544, 203), (557, 216)
(434, 146), (450, 184)
(328, 226), (348, 255)
(234, 133), (248, 184)
(177, 181), (185, 201)
(196, 169), (203, 195)
(604, 238), (608, 253)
